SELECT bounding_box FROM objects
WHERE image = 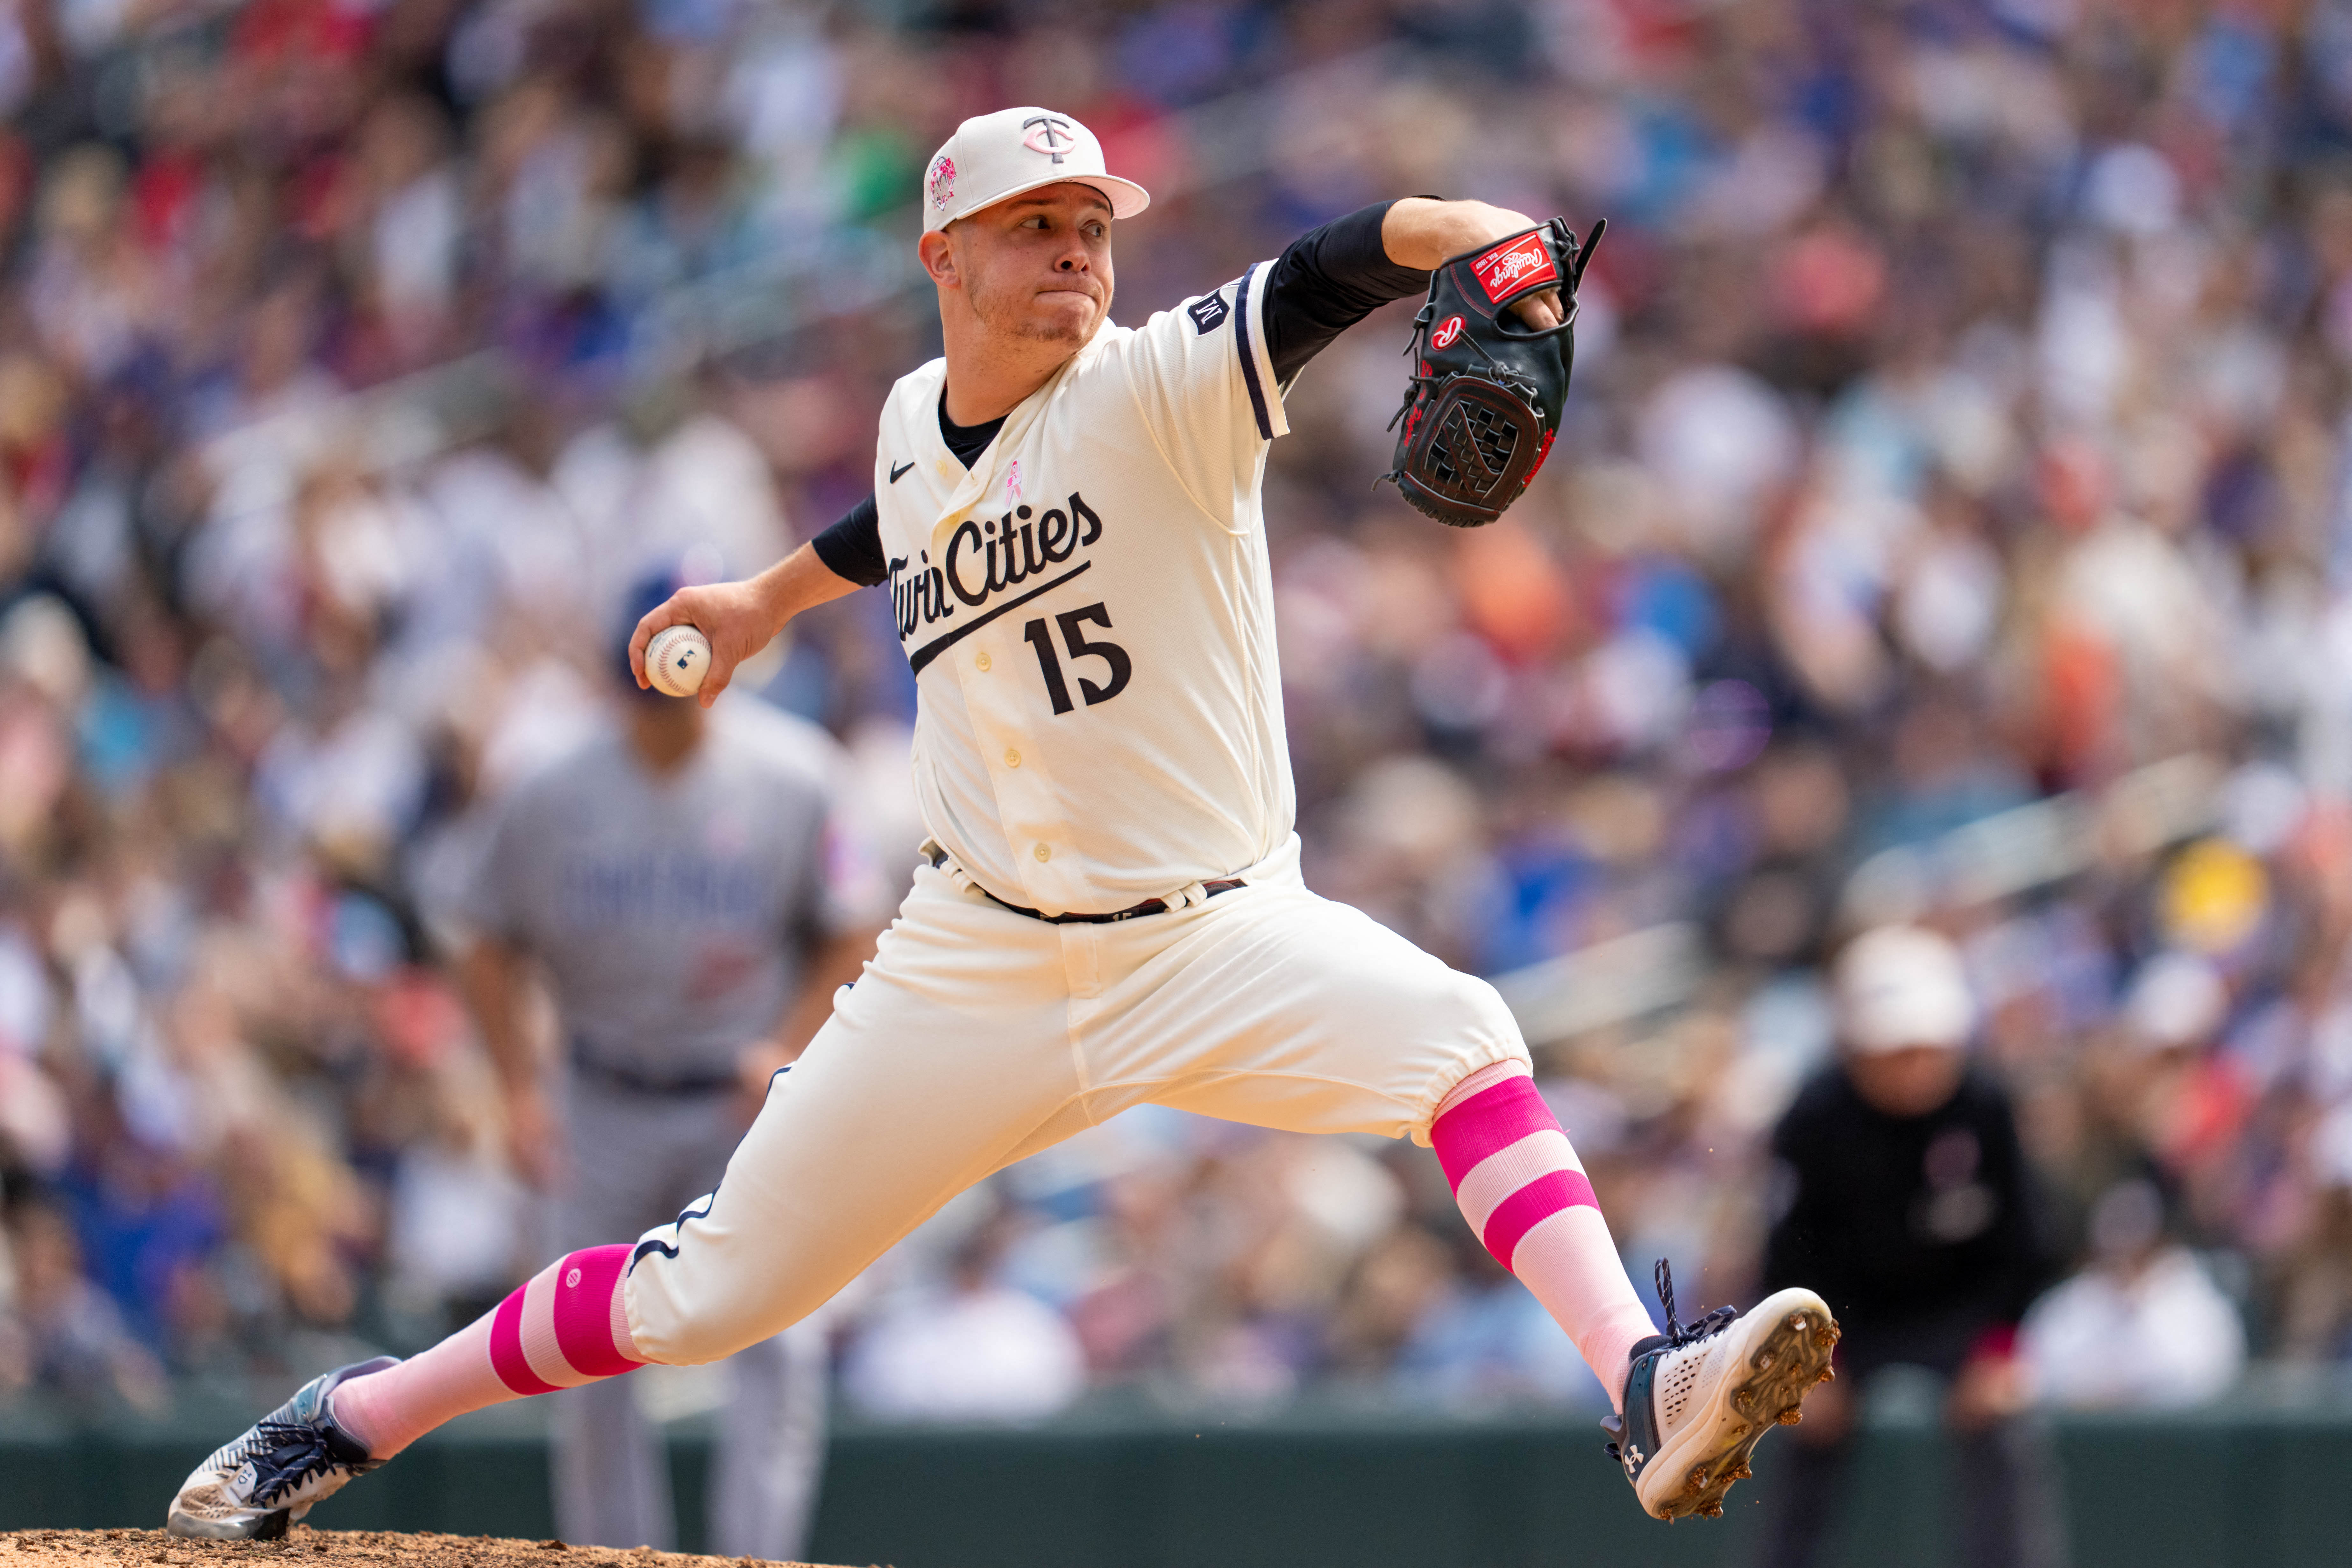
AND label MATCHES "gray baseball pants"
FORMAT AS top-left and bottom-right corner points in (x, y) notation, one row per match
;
(551, 1074), (827, 1558)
